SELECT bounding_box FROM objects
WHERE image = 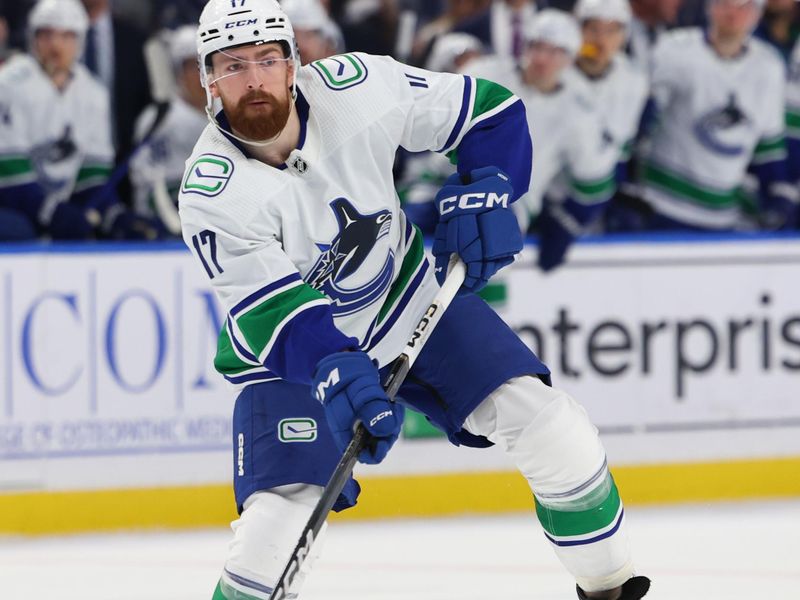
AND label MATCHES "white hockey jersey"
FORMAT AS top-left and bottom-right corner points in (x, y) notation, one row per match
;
(131, 96), (208, 218)
(513, 73), (617, 227)
(0, 54), (114, 206)
(568, 55), (649, 168)
(642, 29), (788, 229)
(787, 40), (800, 181)
(179, 52), (528, 387)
